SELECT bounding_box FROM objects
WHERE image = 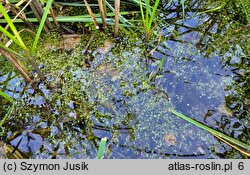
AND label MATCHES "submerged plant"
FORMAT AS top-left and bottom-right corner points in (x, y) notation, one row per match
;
(0, 91), (14, 128)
